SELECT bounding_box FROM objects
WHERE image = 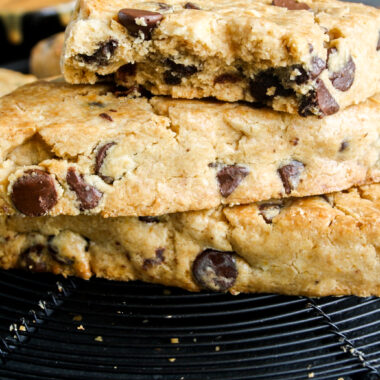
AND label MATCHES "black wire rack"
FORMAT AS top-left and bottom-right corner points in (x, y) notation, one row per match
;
(0, 270), (380, 380)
